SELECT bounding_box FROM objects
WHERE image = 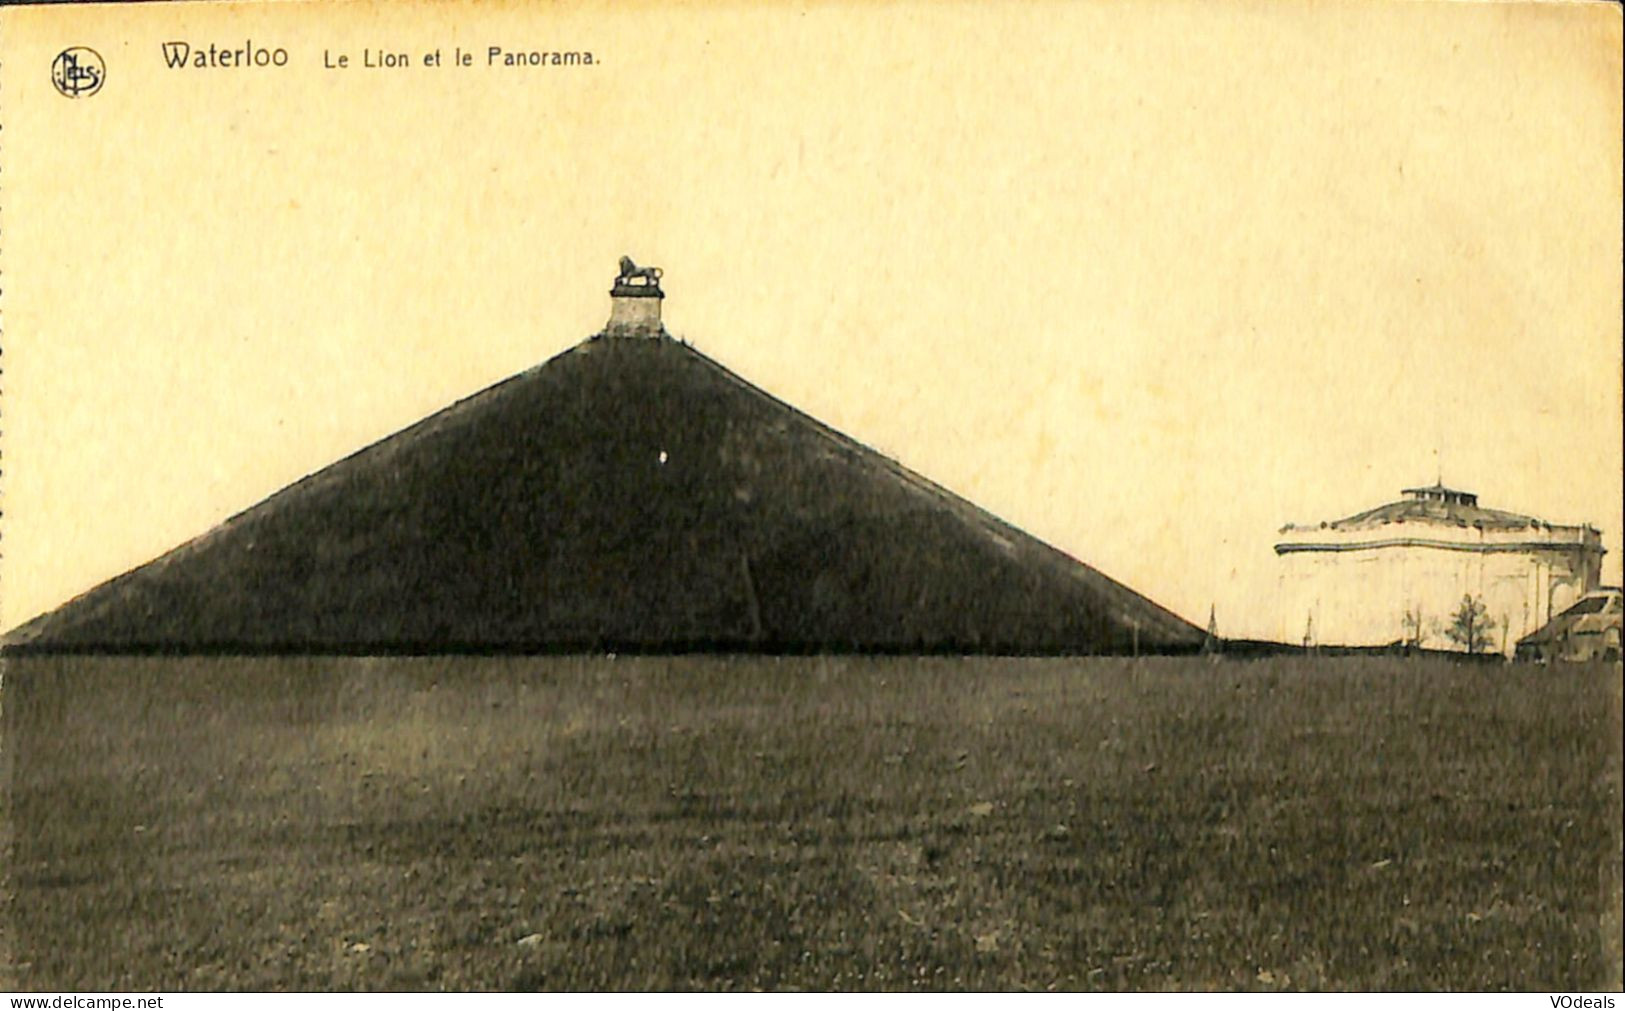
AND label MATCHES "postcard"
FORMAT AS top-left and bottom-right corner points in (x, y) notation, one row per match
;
(1, 0), (1619, 993)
